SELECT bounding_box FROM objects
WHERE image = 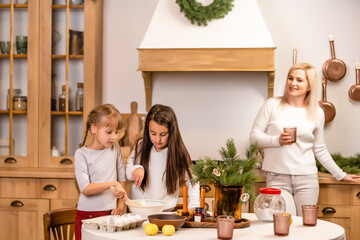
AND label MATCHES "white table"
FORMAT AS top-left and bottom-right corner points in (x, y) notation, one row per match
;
(82, 213), (345, 240)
